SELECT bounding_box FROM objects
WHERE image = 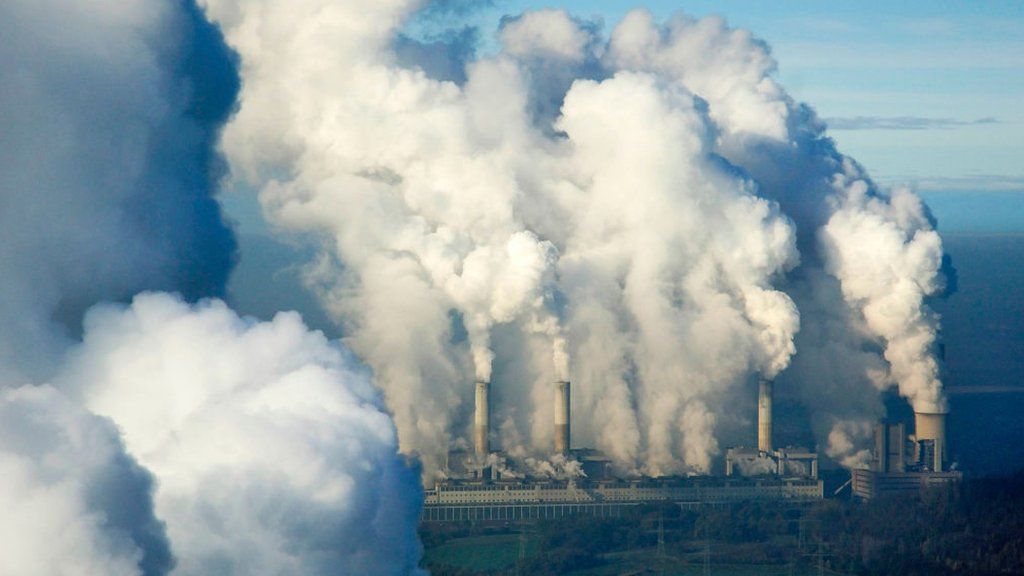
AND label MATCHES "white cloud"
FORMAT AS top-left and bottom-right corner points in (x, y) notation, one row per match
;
(61, 293), (425, 576)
